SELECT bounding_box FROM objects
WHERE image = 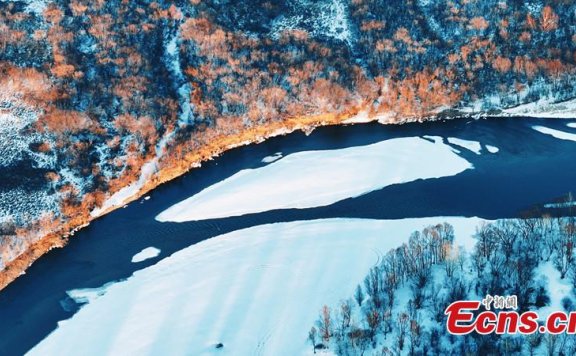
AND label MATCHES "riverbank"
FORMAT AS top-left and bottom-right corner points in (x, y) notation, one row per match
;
(1, 105), (574, 291)
(0, 108), (365, 290)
